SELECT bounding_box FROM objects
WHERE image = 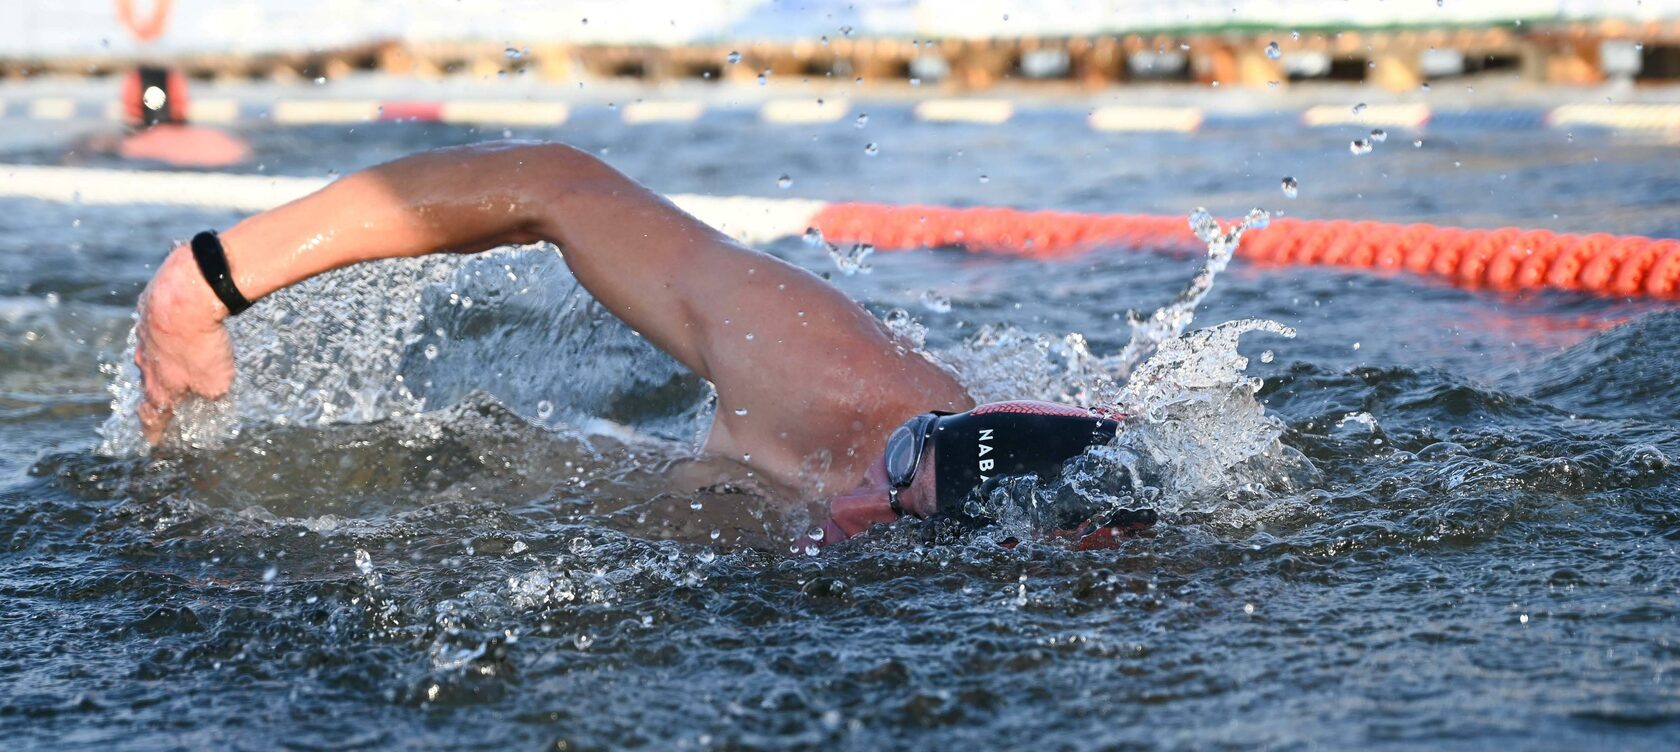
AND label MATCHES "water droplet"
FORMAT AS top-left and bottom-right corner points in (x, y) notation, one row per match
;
(1280, 176), (1299, 199)
(697, 549), (716, 564)
(807, 526), (826, 542)
(710, 528), (721, 541)
(757, 70), (769, 86)
(909, 77), (922, 86)
(504, 47), (523, 60)
(978, 174), (989, 183)
(354, 549), (374, 574)
(1421, 82), (1431, 91)
(1413, 139), (1424, 148)
(313, 76), (327, 86)
(43, 292), (60, 307)
(574, 633), (593, 650)
(1349, 138), (1373, 155)
(744, 332), (755, 341)
(141, 86), (166, 111)
(854, 113), (869, 128)
(1352, 102), (1368, 115)
(840, 25), (854, 37)
(1370, 128), (1388, 143)
(262, 566), (278, 583)
(1519, 613), (1529, 624)
(1265, 42), (1281, 60)
(536, 400), (554, 420)
(424, 343), (439, 360)
(1291, 31), (1300, 40)
(690, 499), (704, 511)
(733, 407), (749, 417)
(864, 142), (879, 156)
(1243, 603), (1255, 614)
(920, 290), (952, 313)
(511, 540), (528, 553)
(727, 50), (741, 64)
(828, 243), (874, 275)
(803, 227), (825, 246)
(804, 544), (820, 557)
(1188, 207), (1219, 243)
(1260, 350), (1275, 363)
